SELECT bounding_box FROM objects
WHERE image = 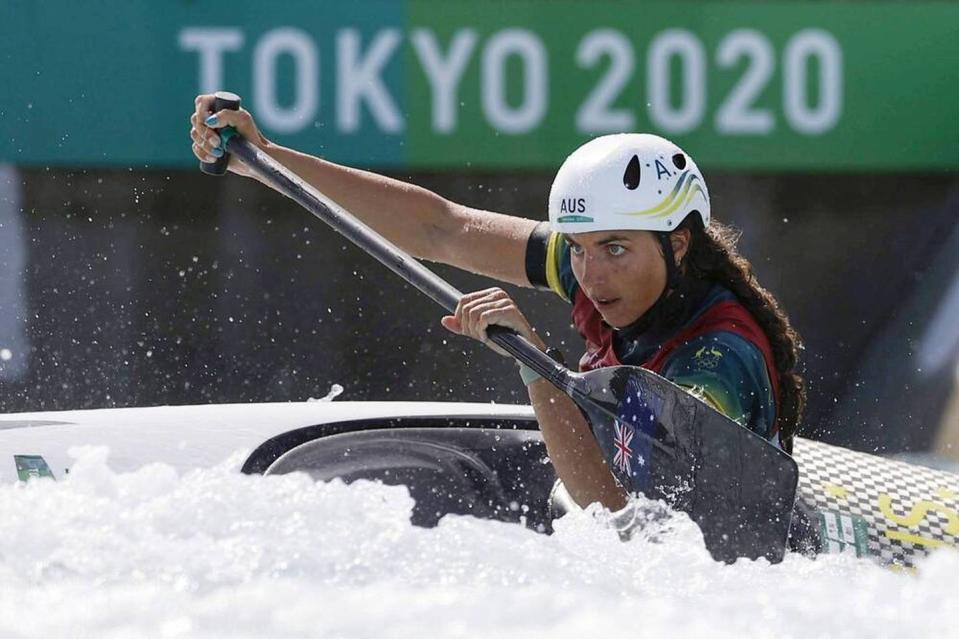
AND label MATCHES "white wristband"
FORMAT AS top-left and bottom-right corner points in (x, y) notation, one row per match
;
(518, 362), (542, 386)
